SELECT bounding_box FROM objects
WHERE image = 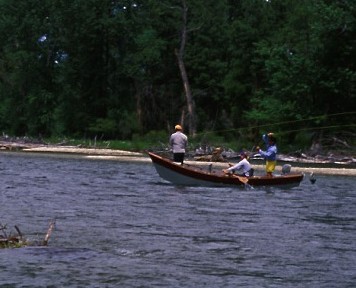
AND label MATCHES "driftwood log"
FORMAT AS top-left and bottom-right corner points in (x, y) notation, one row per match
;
(0, 223), (24, 248)
(0, 220), (55, 248)
(194, 147), (227, 162)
